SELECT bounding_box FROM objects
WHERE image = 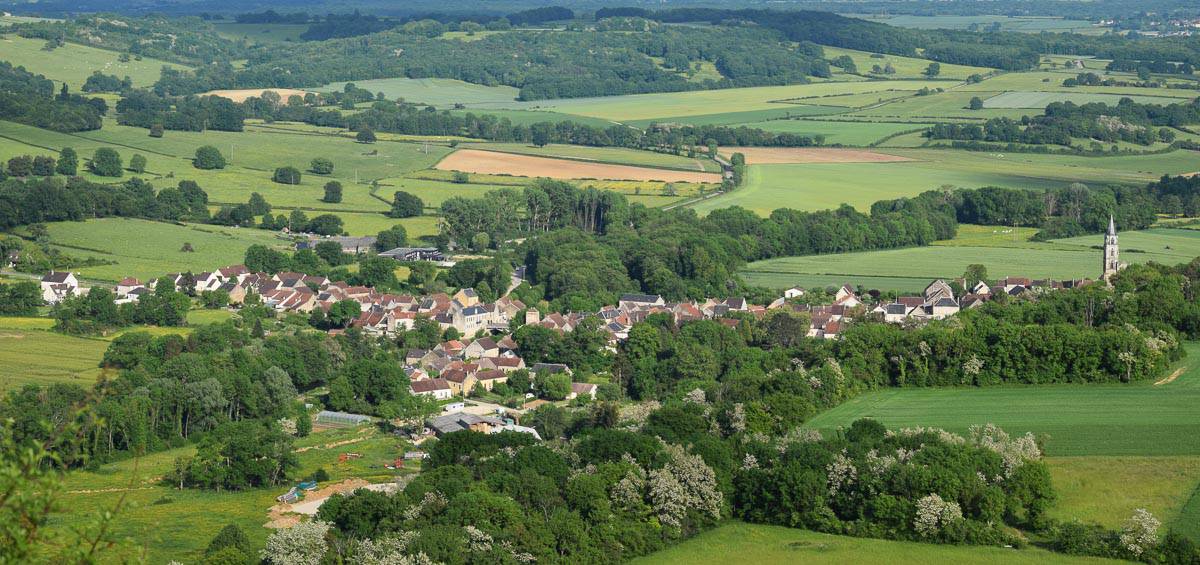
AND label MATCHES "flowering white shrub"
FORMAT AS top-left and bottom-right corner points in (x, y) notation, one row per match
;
(683, 388), (707, 404)
(261, 520), (331, 565)
(728, 403), (747, 433)
(913, 494), (963, 537)
(826, 451), (857, 496)
(968, 423), (1041, 478)
(1119, 508), (1160, 557)
(647, 444), (722, 529)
